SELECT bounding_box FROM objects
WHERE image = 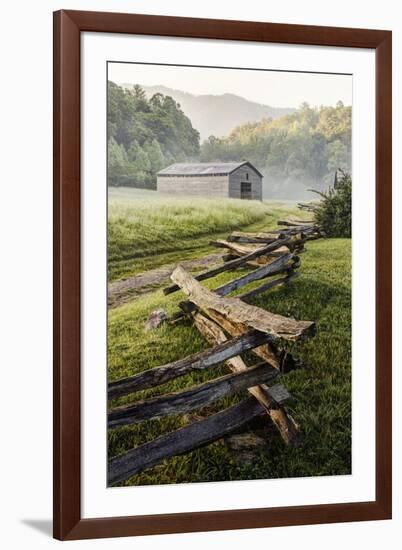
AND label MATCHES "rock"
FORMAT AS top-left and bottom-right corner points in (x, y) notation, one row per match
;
(224, 432), (267, 465)
(235, 451), (258, 466)
(144, 309), (170, 331)
(225, 432), (266, 452)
